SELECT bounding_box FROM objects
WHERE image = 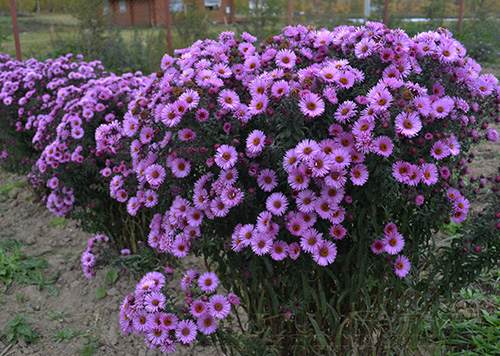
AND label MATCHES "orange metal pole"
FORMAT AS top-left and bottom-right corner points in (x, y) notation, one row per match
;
(457, 0), (464, 34)
(9, 0), (22, 61)
(288, 0), (293, 26)
(164, 0), (173, 55)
